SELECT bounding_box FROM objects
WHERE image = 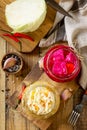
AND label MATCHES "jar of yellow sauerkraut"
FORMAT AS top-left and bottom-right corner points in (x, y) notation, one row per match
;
(21, 81), (60, 119)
